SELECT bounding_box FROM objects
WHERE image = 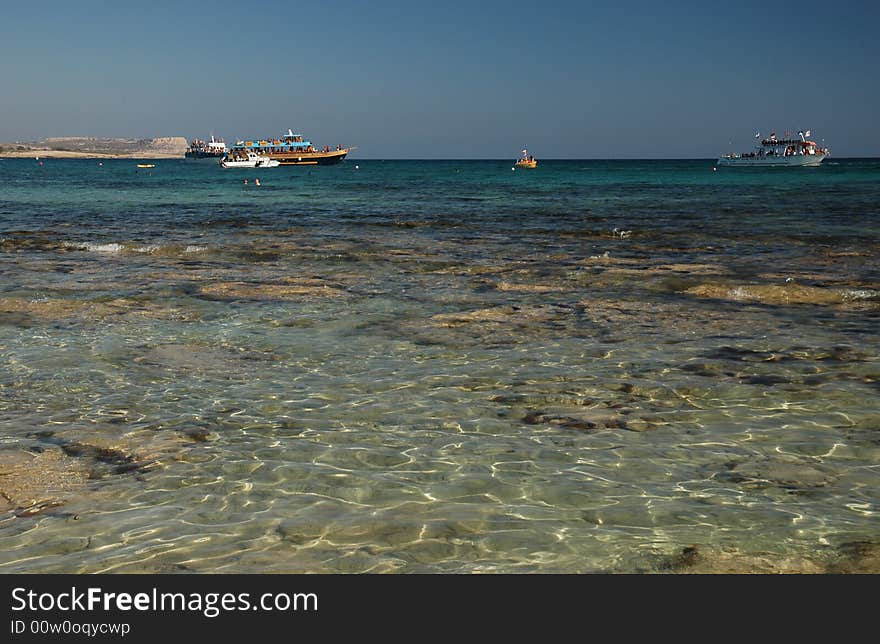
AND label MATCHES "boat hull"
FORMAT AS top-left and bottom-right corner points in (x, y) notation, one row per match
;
(515, 160), (537, 169)
(185, 151), (225, 159)
(716, 154), (826, 167)
(221, 160), (279, 169)
(268, 149), (349, 166)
